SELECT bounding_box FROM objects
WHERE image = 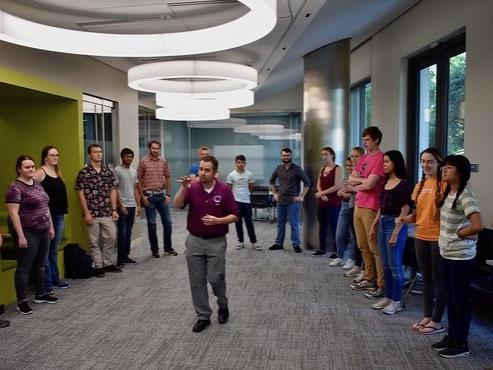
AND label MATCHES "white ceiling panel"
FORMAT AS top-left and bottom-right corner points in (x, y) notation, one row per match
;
(79, 19), (188, 34)
(0, 0), (420, 104)
(32, 0), (165, 11)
